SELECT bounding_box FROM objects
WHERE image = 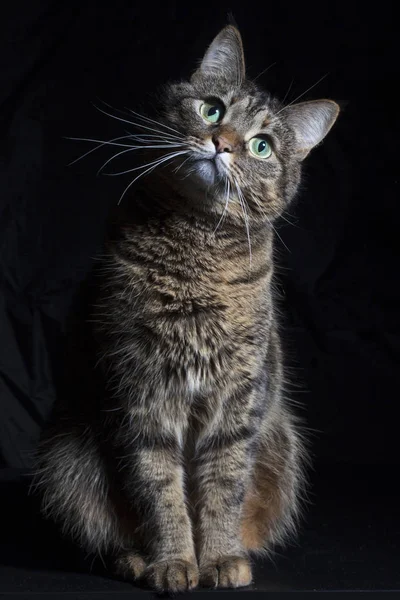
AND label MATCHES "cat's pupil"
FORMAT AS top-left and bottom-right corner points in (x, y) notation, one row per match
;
(208, 106), (218, 117)
(258, 140), (266, 153)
